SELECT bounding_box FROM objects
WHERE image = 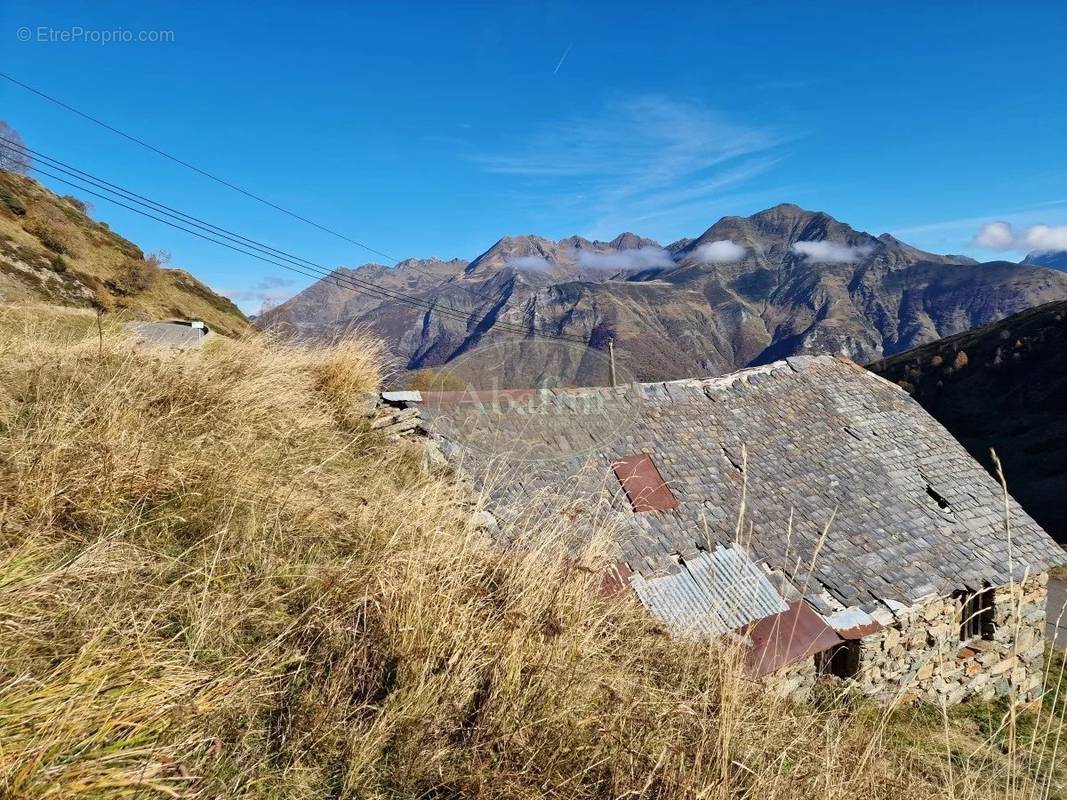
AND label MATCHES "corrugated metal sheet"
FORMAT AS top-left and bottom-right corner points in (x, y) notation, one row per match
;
(612, 453), (678, 513)
(629, 545), (788, 638)
(745, 600), (843, 677)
